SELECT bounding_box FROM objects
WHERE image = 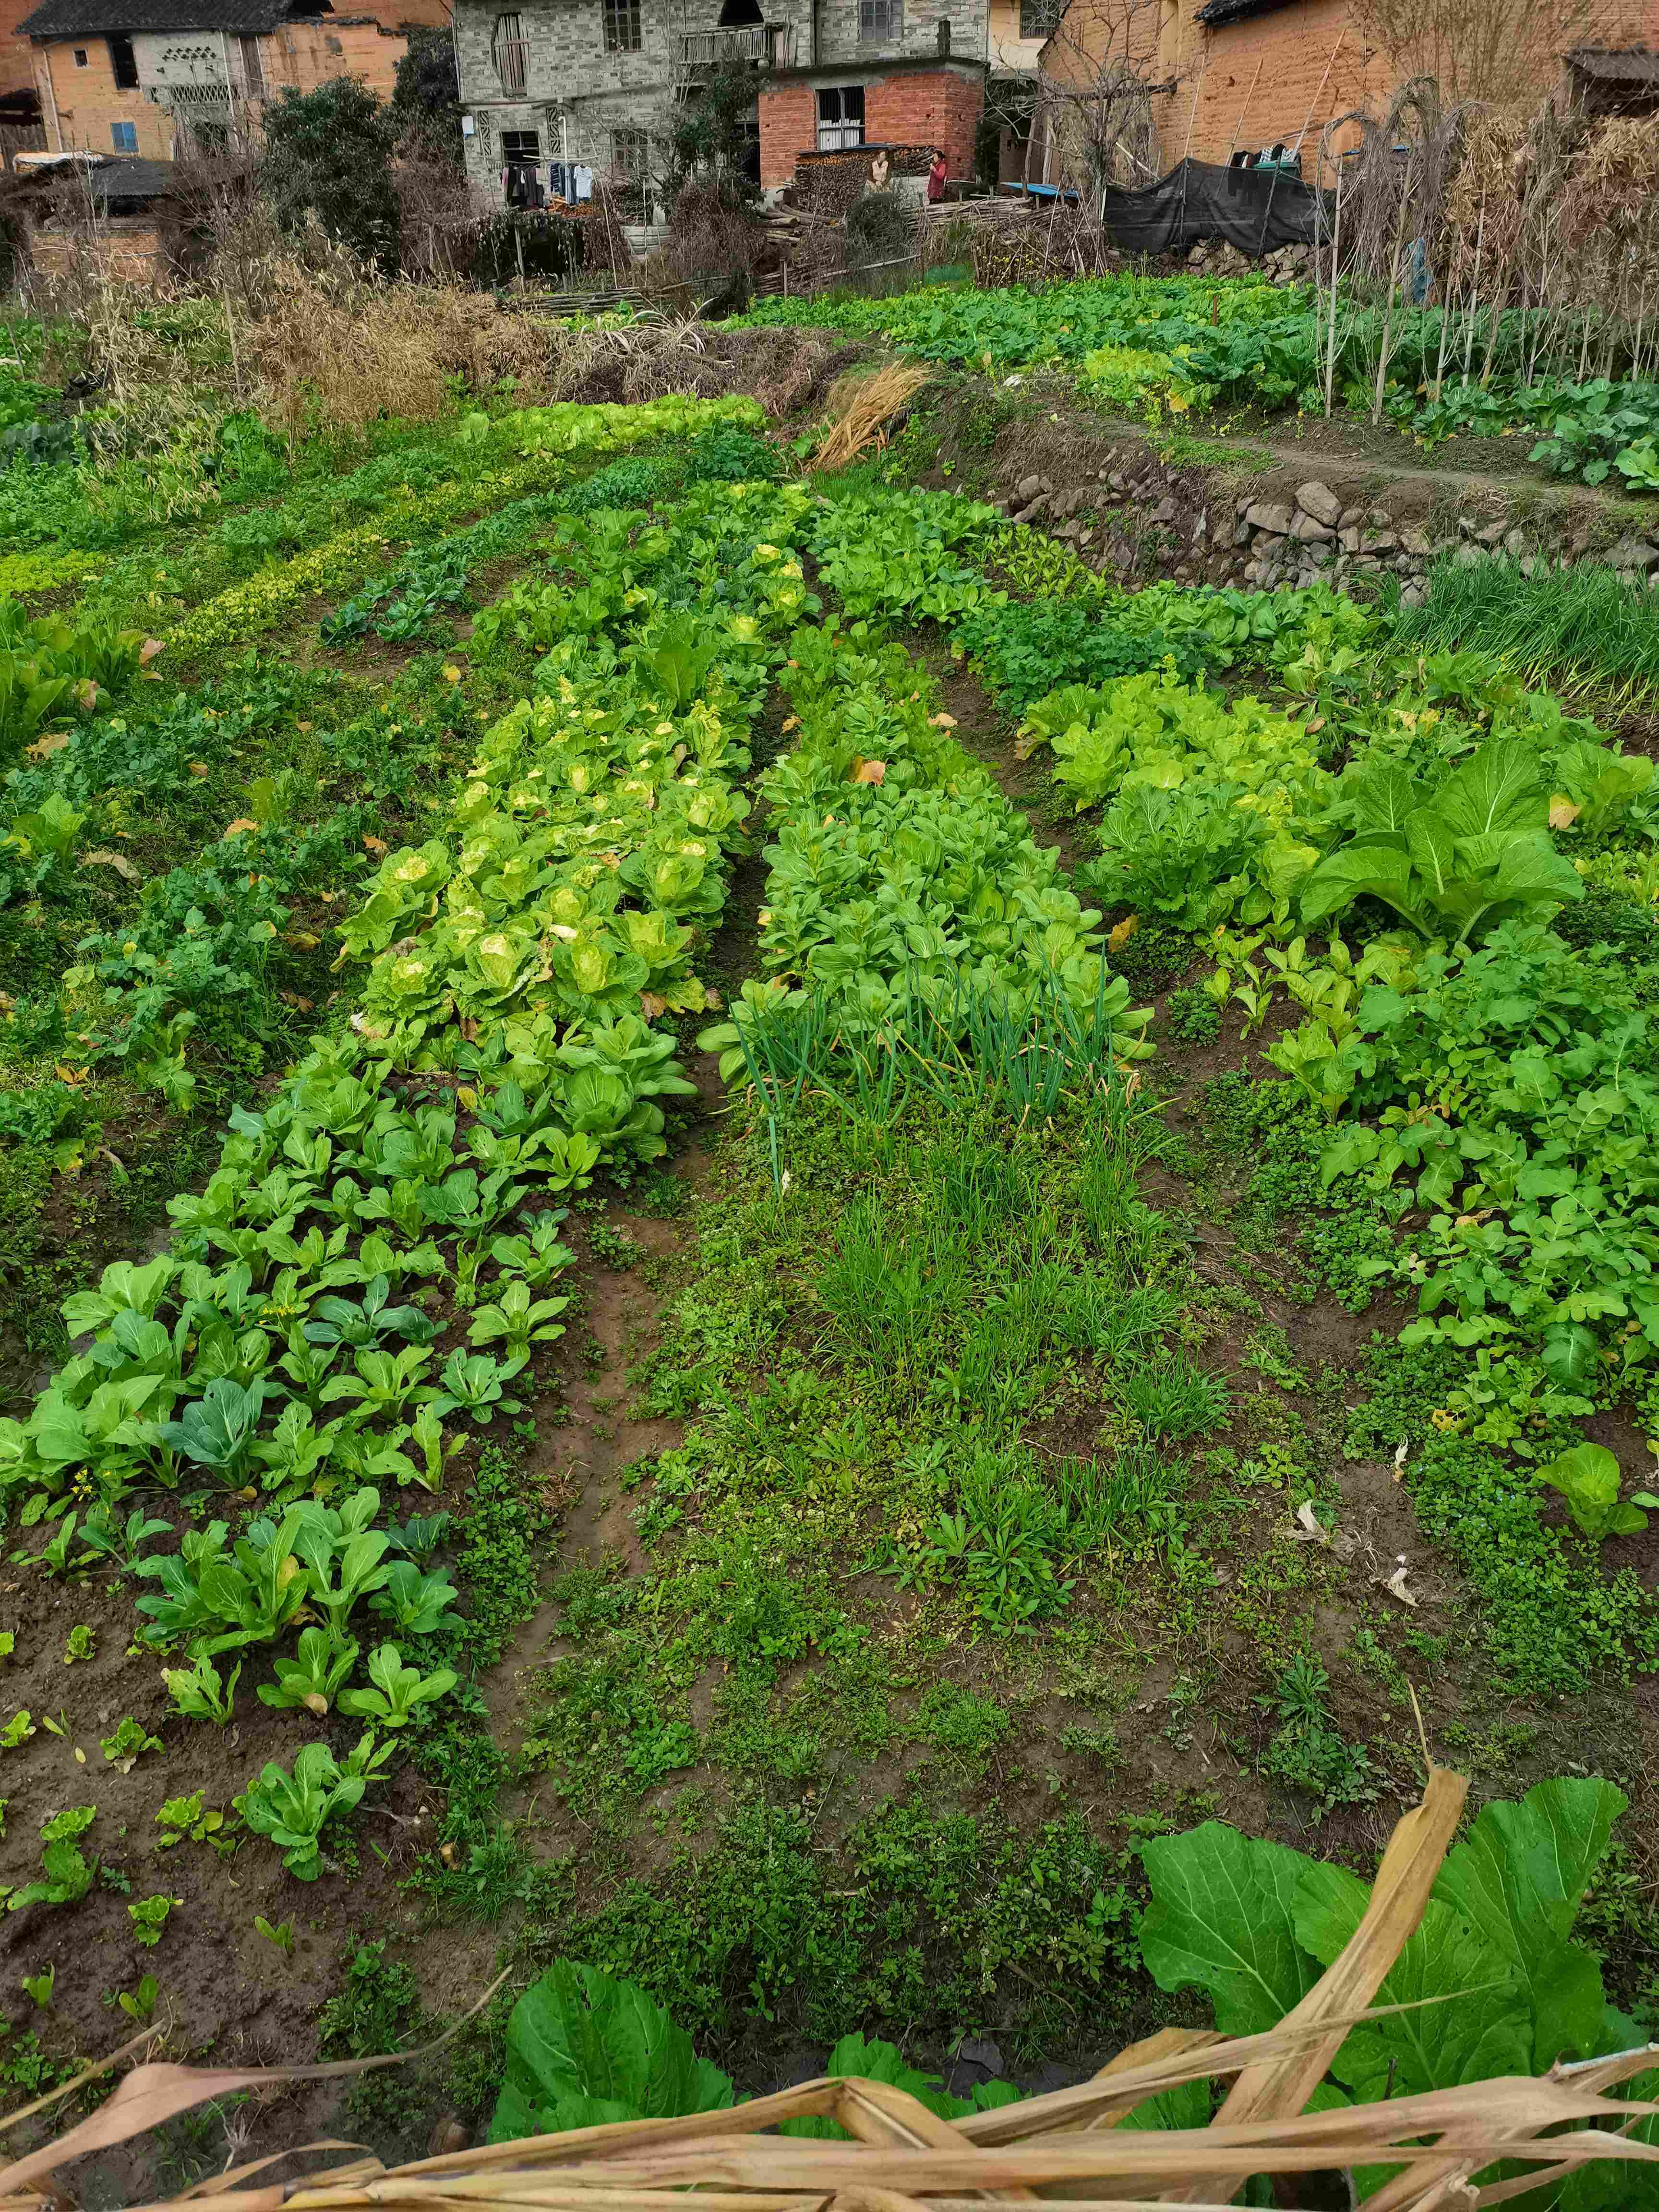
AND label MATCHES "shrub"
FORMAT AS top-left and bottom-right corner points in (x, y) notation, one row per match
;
(845, 191), (915, 274)
(262, 80), (400, 275)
